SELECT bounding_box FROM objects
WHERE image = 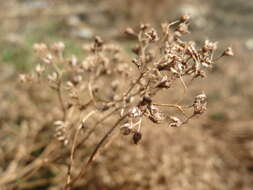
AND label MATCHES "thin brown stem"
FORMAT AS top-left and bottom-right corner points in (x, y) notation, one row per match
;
(65, 114), (127, 189)
(153, 103), (188, 117)
(57, 80), (67, 121)
(65, 110), (97, 190)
